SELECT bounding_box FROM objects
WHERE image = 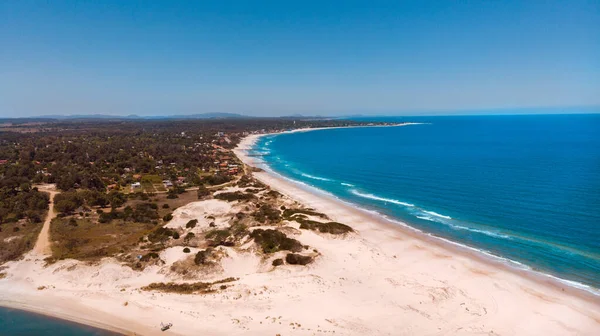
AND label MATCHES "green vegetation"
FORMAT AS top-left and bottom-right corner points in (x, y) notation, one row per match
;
(0, 220), (43, 263)
(249, 229), (303, 254)
(285, 253), (313, 265)
(282, 208), (328, 220)
(147, 226), (178, 243)
(0, 118), (389, 263)
(204, 174), (232, 186)
(252, 204), (281, 223)
(194, 248), (212, 265)
(0, 188), (48, 224)
(297, 220), (353, 234)
(265, 190), (282, 198)
(140, 252), (160, 262)
(50, 217), (154, 261)
(214, 191), (255, 202)
(98, 203), (159, 224)
(205, 229), (232, 246)
(141, 277), (238, 294)
(185, 219), (198, 229)
(272, 258), (284, 266)
(197, 185), (210, 199)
